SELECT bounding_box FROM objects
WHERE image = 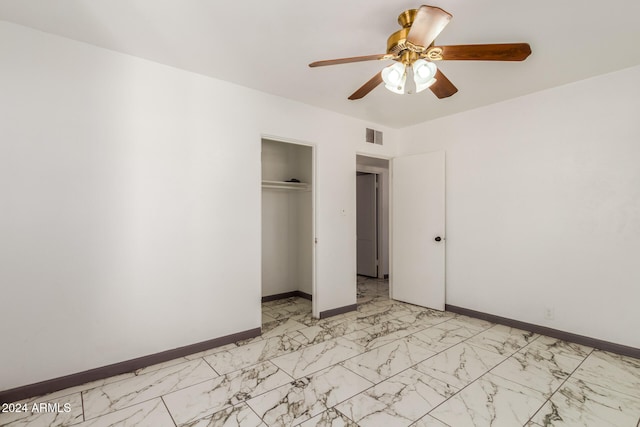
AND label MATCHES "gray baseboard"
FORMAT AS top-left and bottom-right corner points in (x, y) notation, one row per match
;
(446, 304), (640, 359)
(0, 327), (261, 404)
(319, 304), (357, 319)
(262, 291), (312, 302)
